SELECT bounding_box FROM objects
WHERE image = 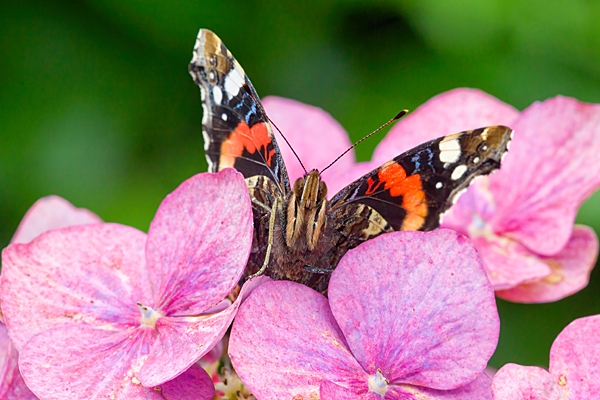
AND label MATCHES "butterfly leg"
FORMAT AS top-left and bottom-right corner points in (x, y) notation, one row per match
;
(303, 265), (333, 274)
(248, 197), (279, 279)
(251, 197), (272, 213)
